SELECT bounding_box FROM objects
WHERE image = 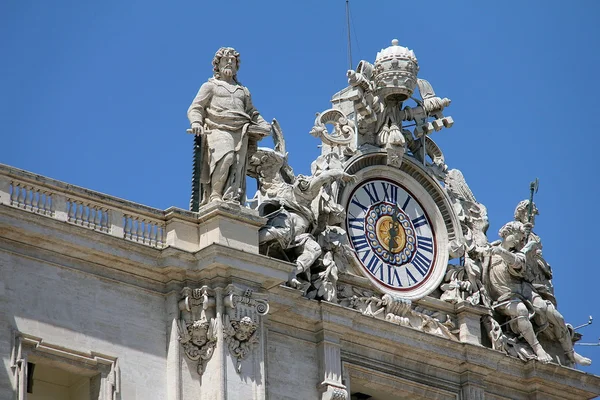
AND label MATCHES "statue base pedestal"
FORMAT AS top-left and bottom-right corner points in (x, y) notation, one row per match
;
(456, 301), (489, 346)
(197, 201), (266, 254)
